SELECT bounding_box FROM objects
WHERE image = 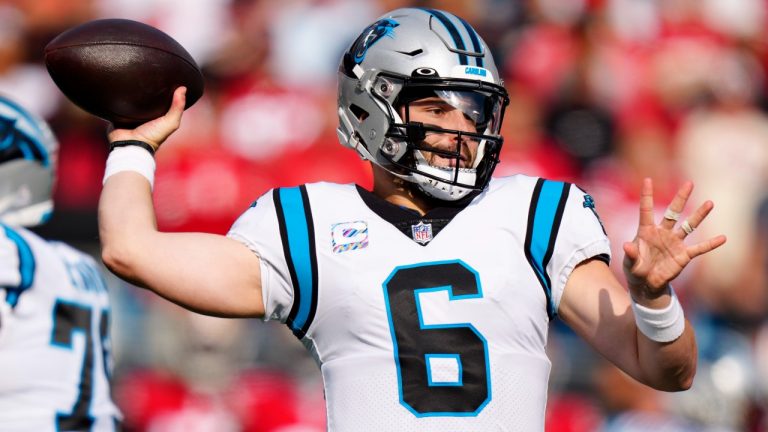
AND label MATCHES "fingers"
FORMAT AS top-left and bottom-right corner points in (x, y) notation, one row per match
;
(172, 86), (187, 112)
(163, 86), (187, 126)
(686, 234), (727, 259)
(664, 187), (725, 257)
(661, 181), (693, 229)
(106, 87), (187, 144)
(676, 199), (714, 239)
(638, 177), (655, 227)
(623, 241), (638, 260)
